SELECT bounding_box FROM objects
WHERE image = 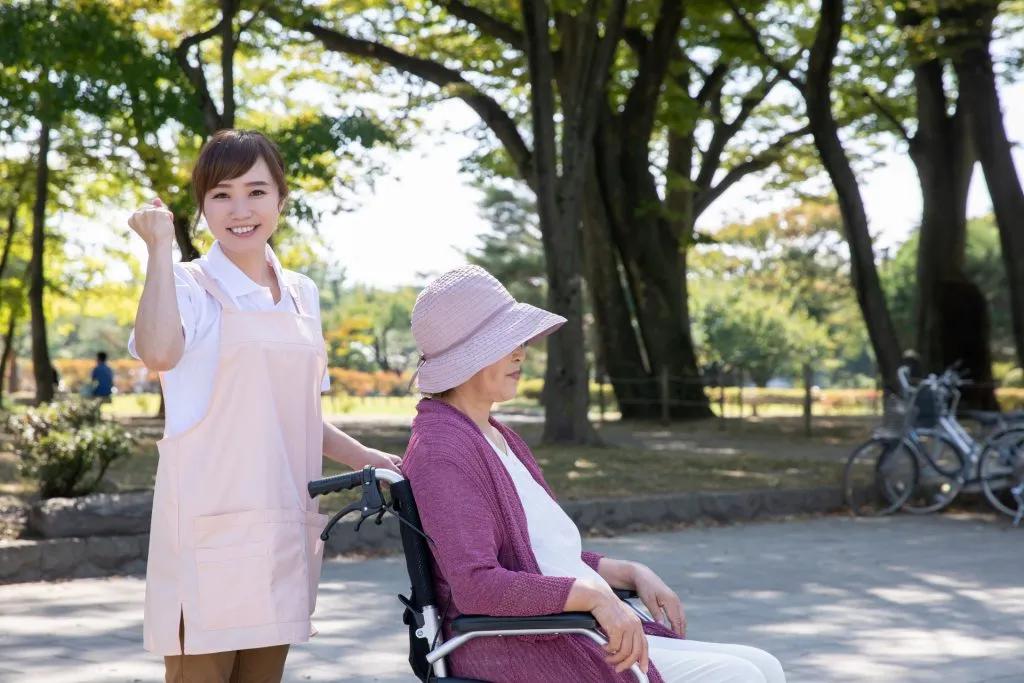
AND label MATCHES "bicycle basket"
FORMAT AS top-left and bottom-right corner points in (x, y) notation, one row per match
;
(875, 394), (913, 439)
